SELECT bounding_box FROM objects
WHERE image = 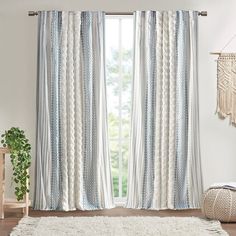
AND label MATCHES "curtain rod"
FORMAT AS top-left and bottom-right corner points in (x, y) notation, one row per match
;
(28, 11), (207, 16)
